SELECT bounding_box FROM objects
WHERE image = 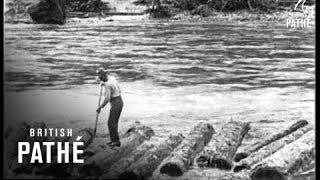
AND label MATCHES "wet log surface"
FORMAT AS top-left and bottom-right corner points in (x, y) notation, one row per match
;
(234, 120), (308, 162)
(83, 121), (142, 157)
(250, 130), (315, 180)
(77, 124), (155, 177)
(158, 122), (215, 177)
(233, 125), (313, 172)
(117, 133), (184, 179)
(152, 167), (251, 180)
(196, 121), (250, 170)
(101, 141), (155, 179)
